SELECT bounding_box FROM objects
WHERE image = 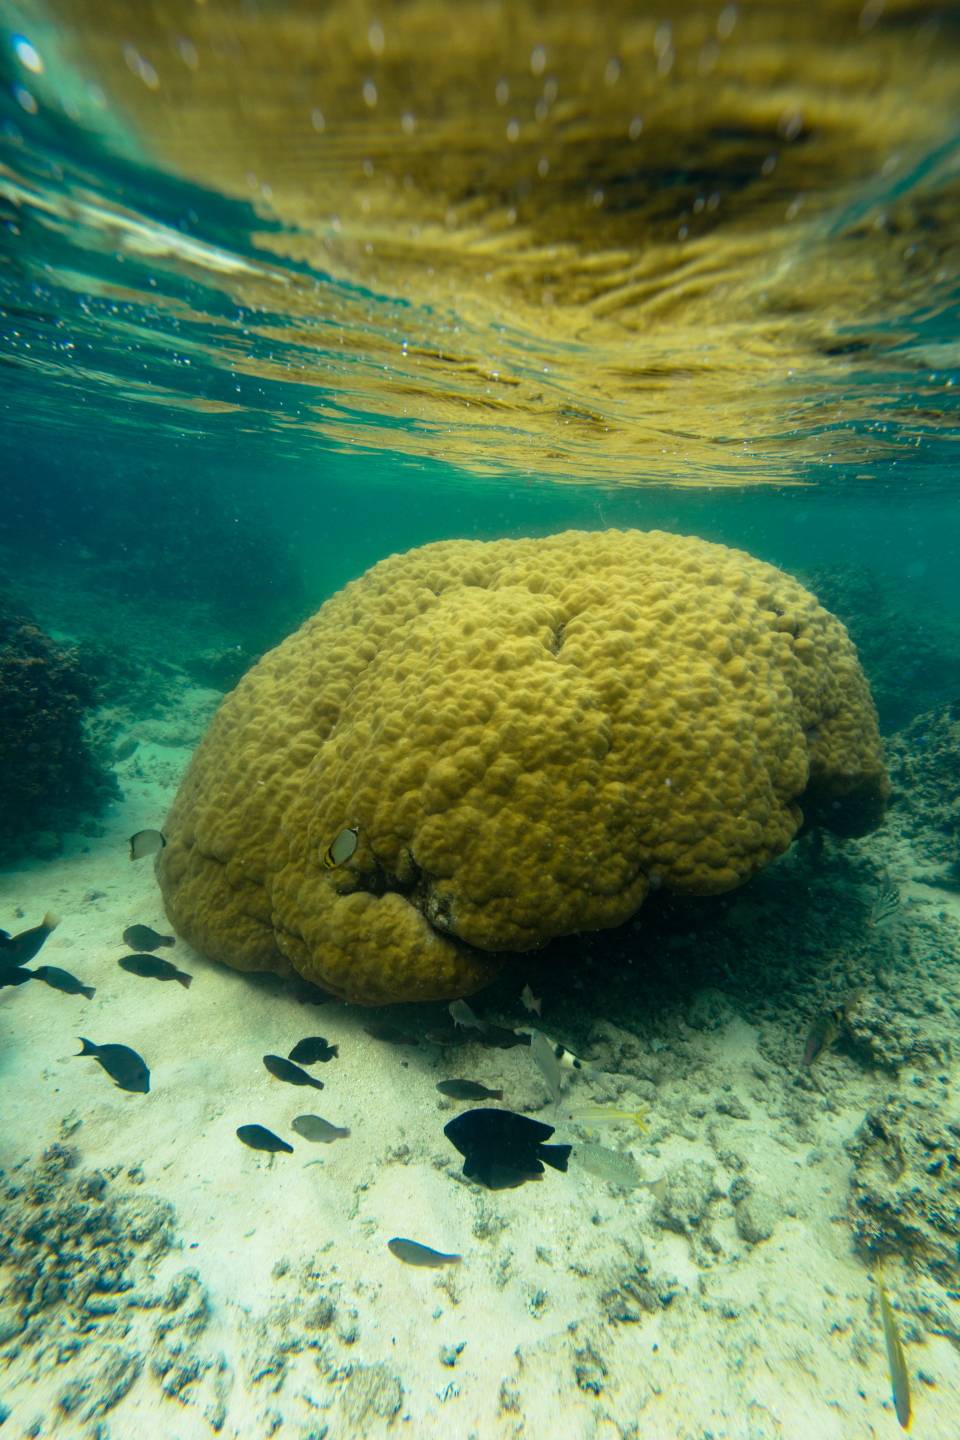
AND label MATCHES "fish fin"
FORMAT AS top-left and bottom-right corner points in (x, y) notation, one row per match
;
(81, 985), (96, 999)
(77, 1037), (98, 1055)
(0, 929), (11, 943)
(42, 912), (61, 931)
(540, 1143), (572, 1172)
(310, 1078), (325, 1090)
(176, 973), (192, 989)
(330, 1045), (339, 1057)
